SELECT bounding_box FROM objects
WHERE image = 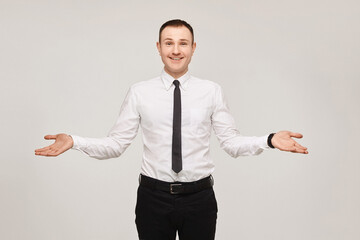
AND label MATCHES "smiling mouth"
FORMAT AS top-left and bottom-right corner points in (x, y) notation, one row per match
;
(169, 57), (184, 61)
